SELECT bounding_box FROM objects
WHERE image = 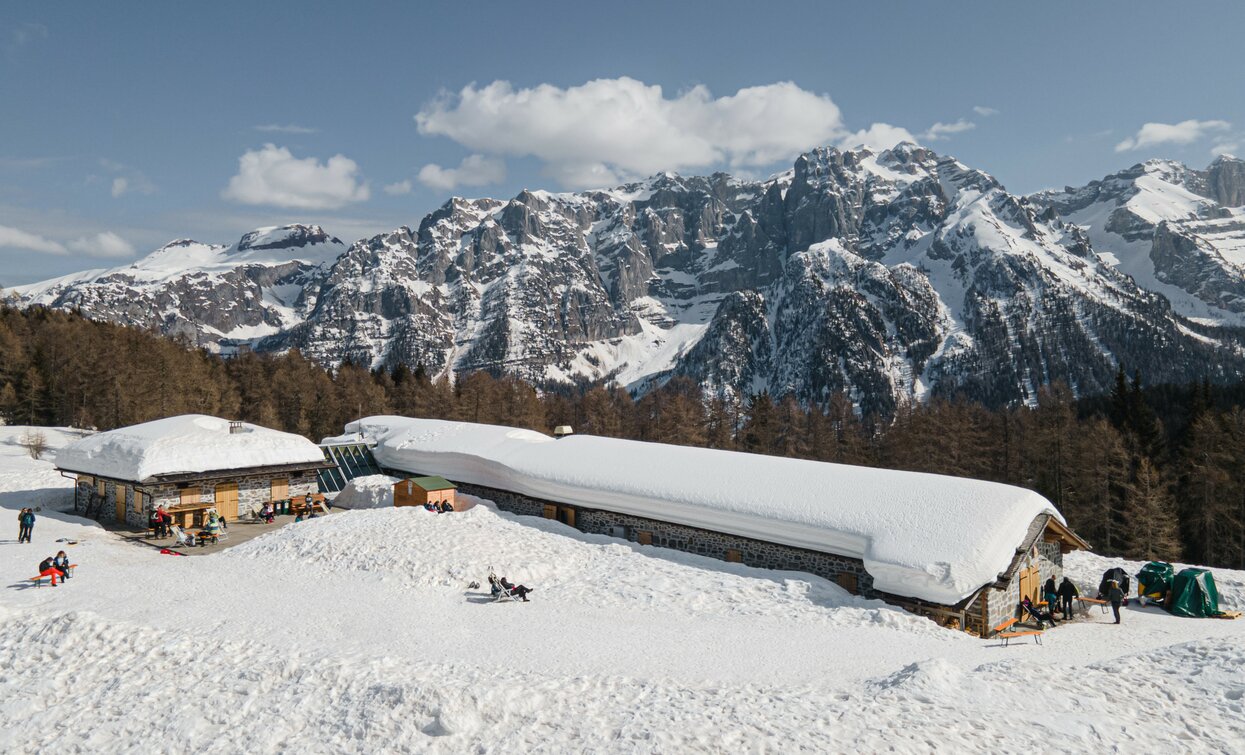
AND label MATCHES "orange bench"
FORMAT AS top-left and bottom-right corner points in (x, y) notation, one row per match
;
(29, 564), (77, 587)
(993, 616), (1043, 646)
(1075, 596), (1110, 615)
